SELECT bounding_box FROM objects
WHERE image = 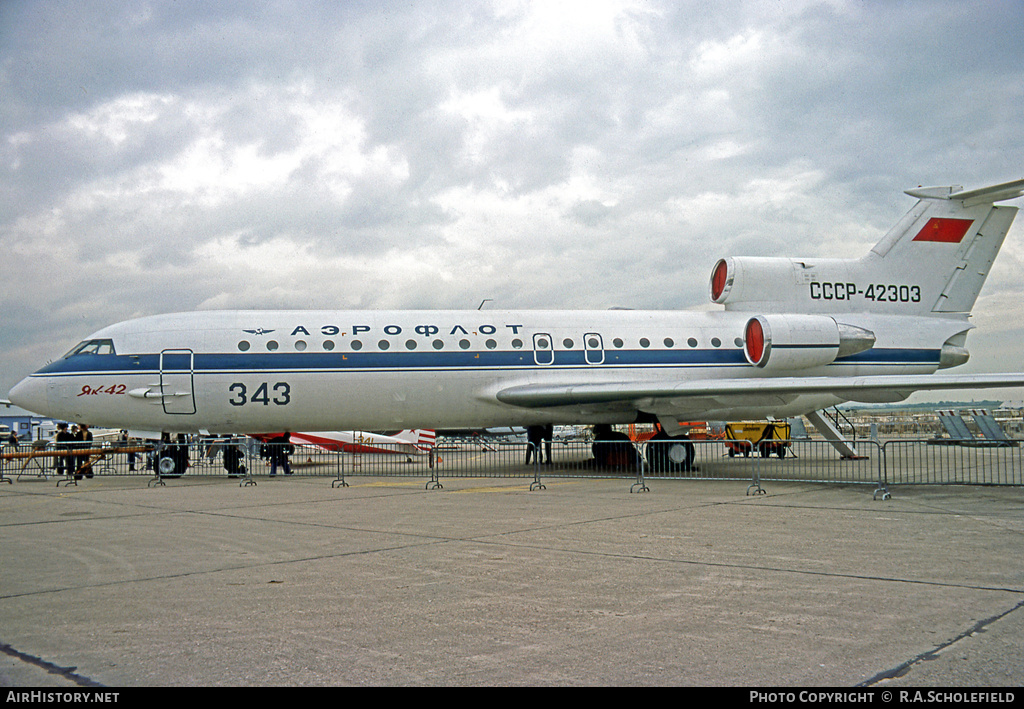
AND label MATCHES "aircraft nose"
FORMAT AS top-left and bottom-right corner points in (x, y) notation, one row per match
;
(8, 376), (46, 414)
